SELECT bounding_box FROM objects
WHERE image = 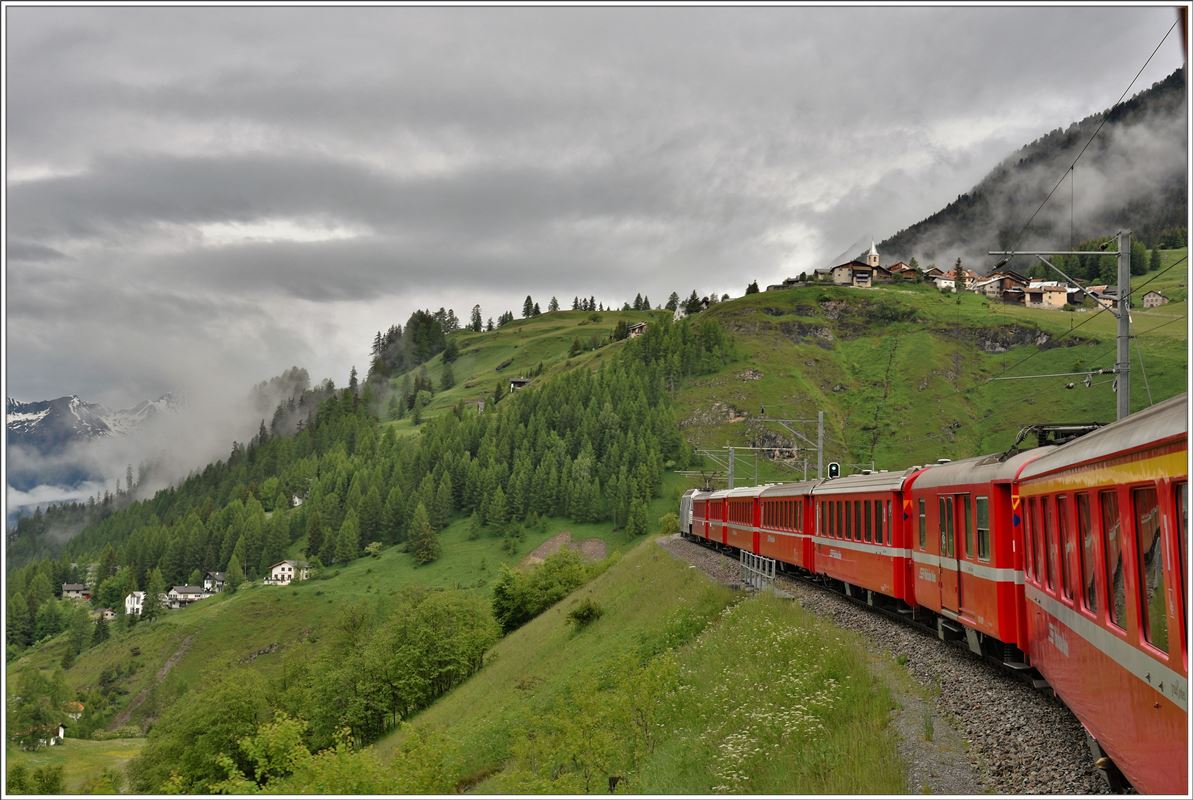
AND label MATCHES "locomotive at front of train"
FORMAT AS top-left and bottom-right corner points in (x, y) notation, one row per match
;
(1017, 394), (1188, 795)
